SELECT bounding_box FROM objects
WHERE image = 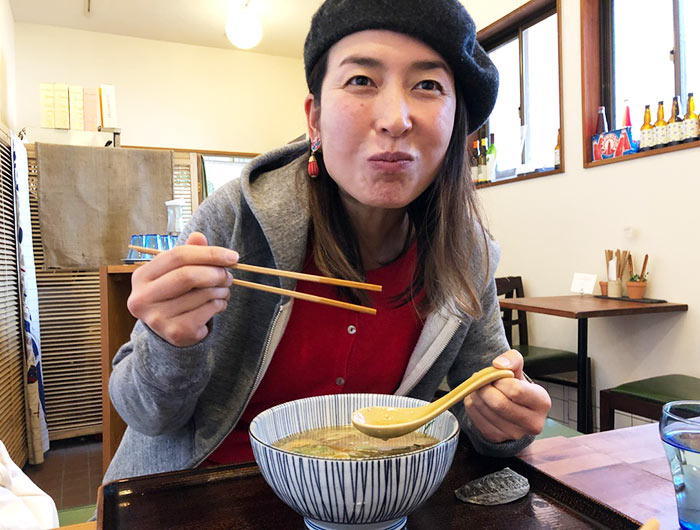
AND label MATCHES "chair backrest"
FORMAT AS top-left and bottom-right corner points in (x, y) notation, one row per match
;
(495, 276), (529, 347)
